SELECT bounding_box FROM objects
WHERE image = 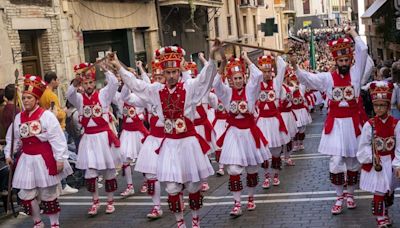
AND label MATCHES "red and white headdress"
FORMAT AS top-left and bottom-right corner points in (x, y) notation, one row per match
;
(185, 61), (198, 77)
(258, 55), (276, 76)
(225, 57), (245, 78)
(74, 62), (96, 81)
(328, 37), (353, 60)
(154, 46), (186, 70)
(369, 81), (394, 103)
(151, 59), (163, 76)
(23, 74), (46, 99)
